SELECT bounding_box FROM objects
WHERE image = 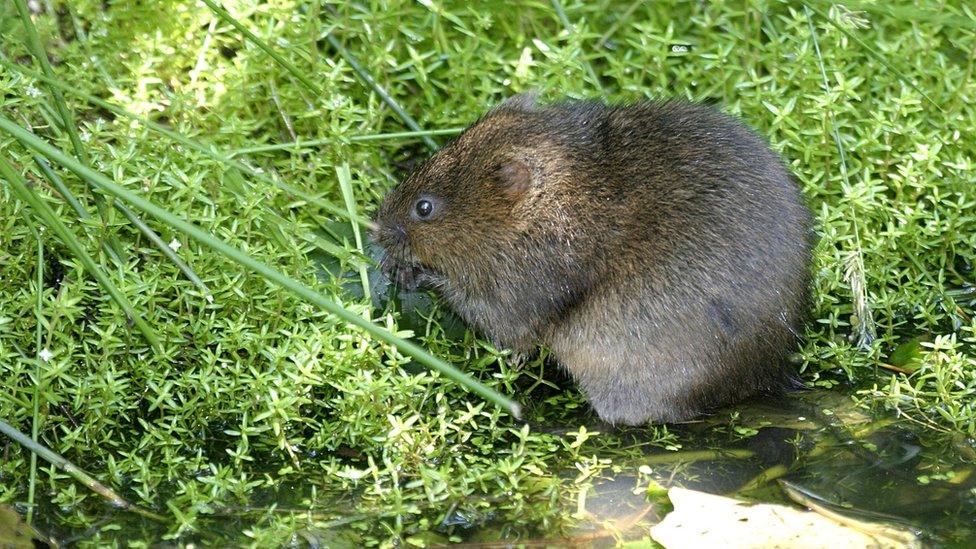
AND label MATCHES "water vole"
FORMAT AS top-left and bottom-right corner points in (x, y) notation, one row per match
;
(372, 95), (813, 425)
